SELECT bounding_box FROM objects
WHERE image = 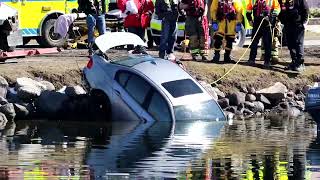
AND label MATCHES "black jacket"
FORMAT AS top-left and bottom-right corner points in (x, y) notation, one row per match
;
(279, 0), (309, 25)
(155, 0), (179, 21)
(78, 0), (106, 15)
